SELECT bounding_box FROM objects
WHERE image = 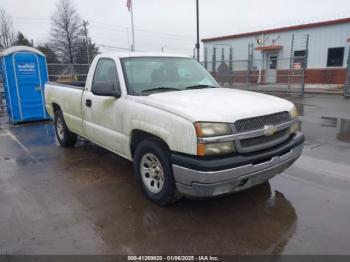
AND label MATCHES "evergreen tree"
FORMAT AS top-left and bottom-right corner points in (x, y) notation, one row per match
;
(14, 32), (33, 47)
(75, 38), (99, 64)
(37, 44), (60, 64)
